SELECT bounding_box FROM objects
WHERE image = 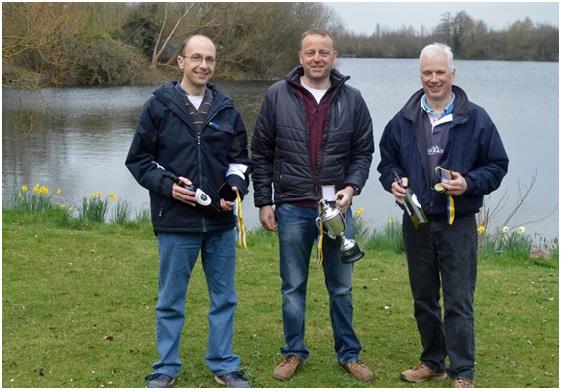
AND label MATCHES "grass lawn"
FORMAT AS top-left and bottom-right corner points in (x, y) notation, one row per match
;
(2, 211), (558, 387)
